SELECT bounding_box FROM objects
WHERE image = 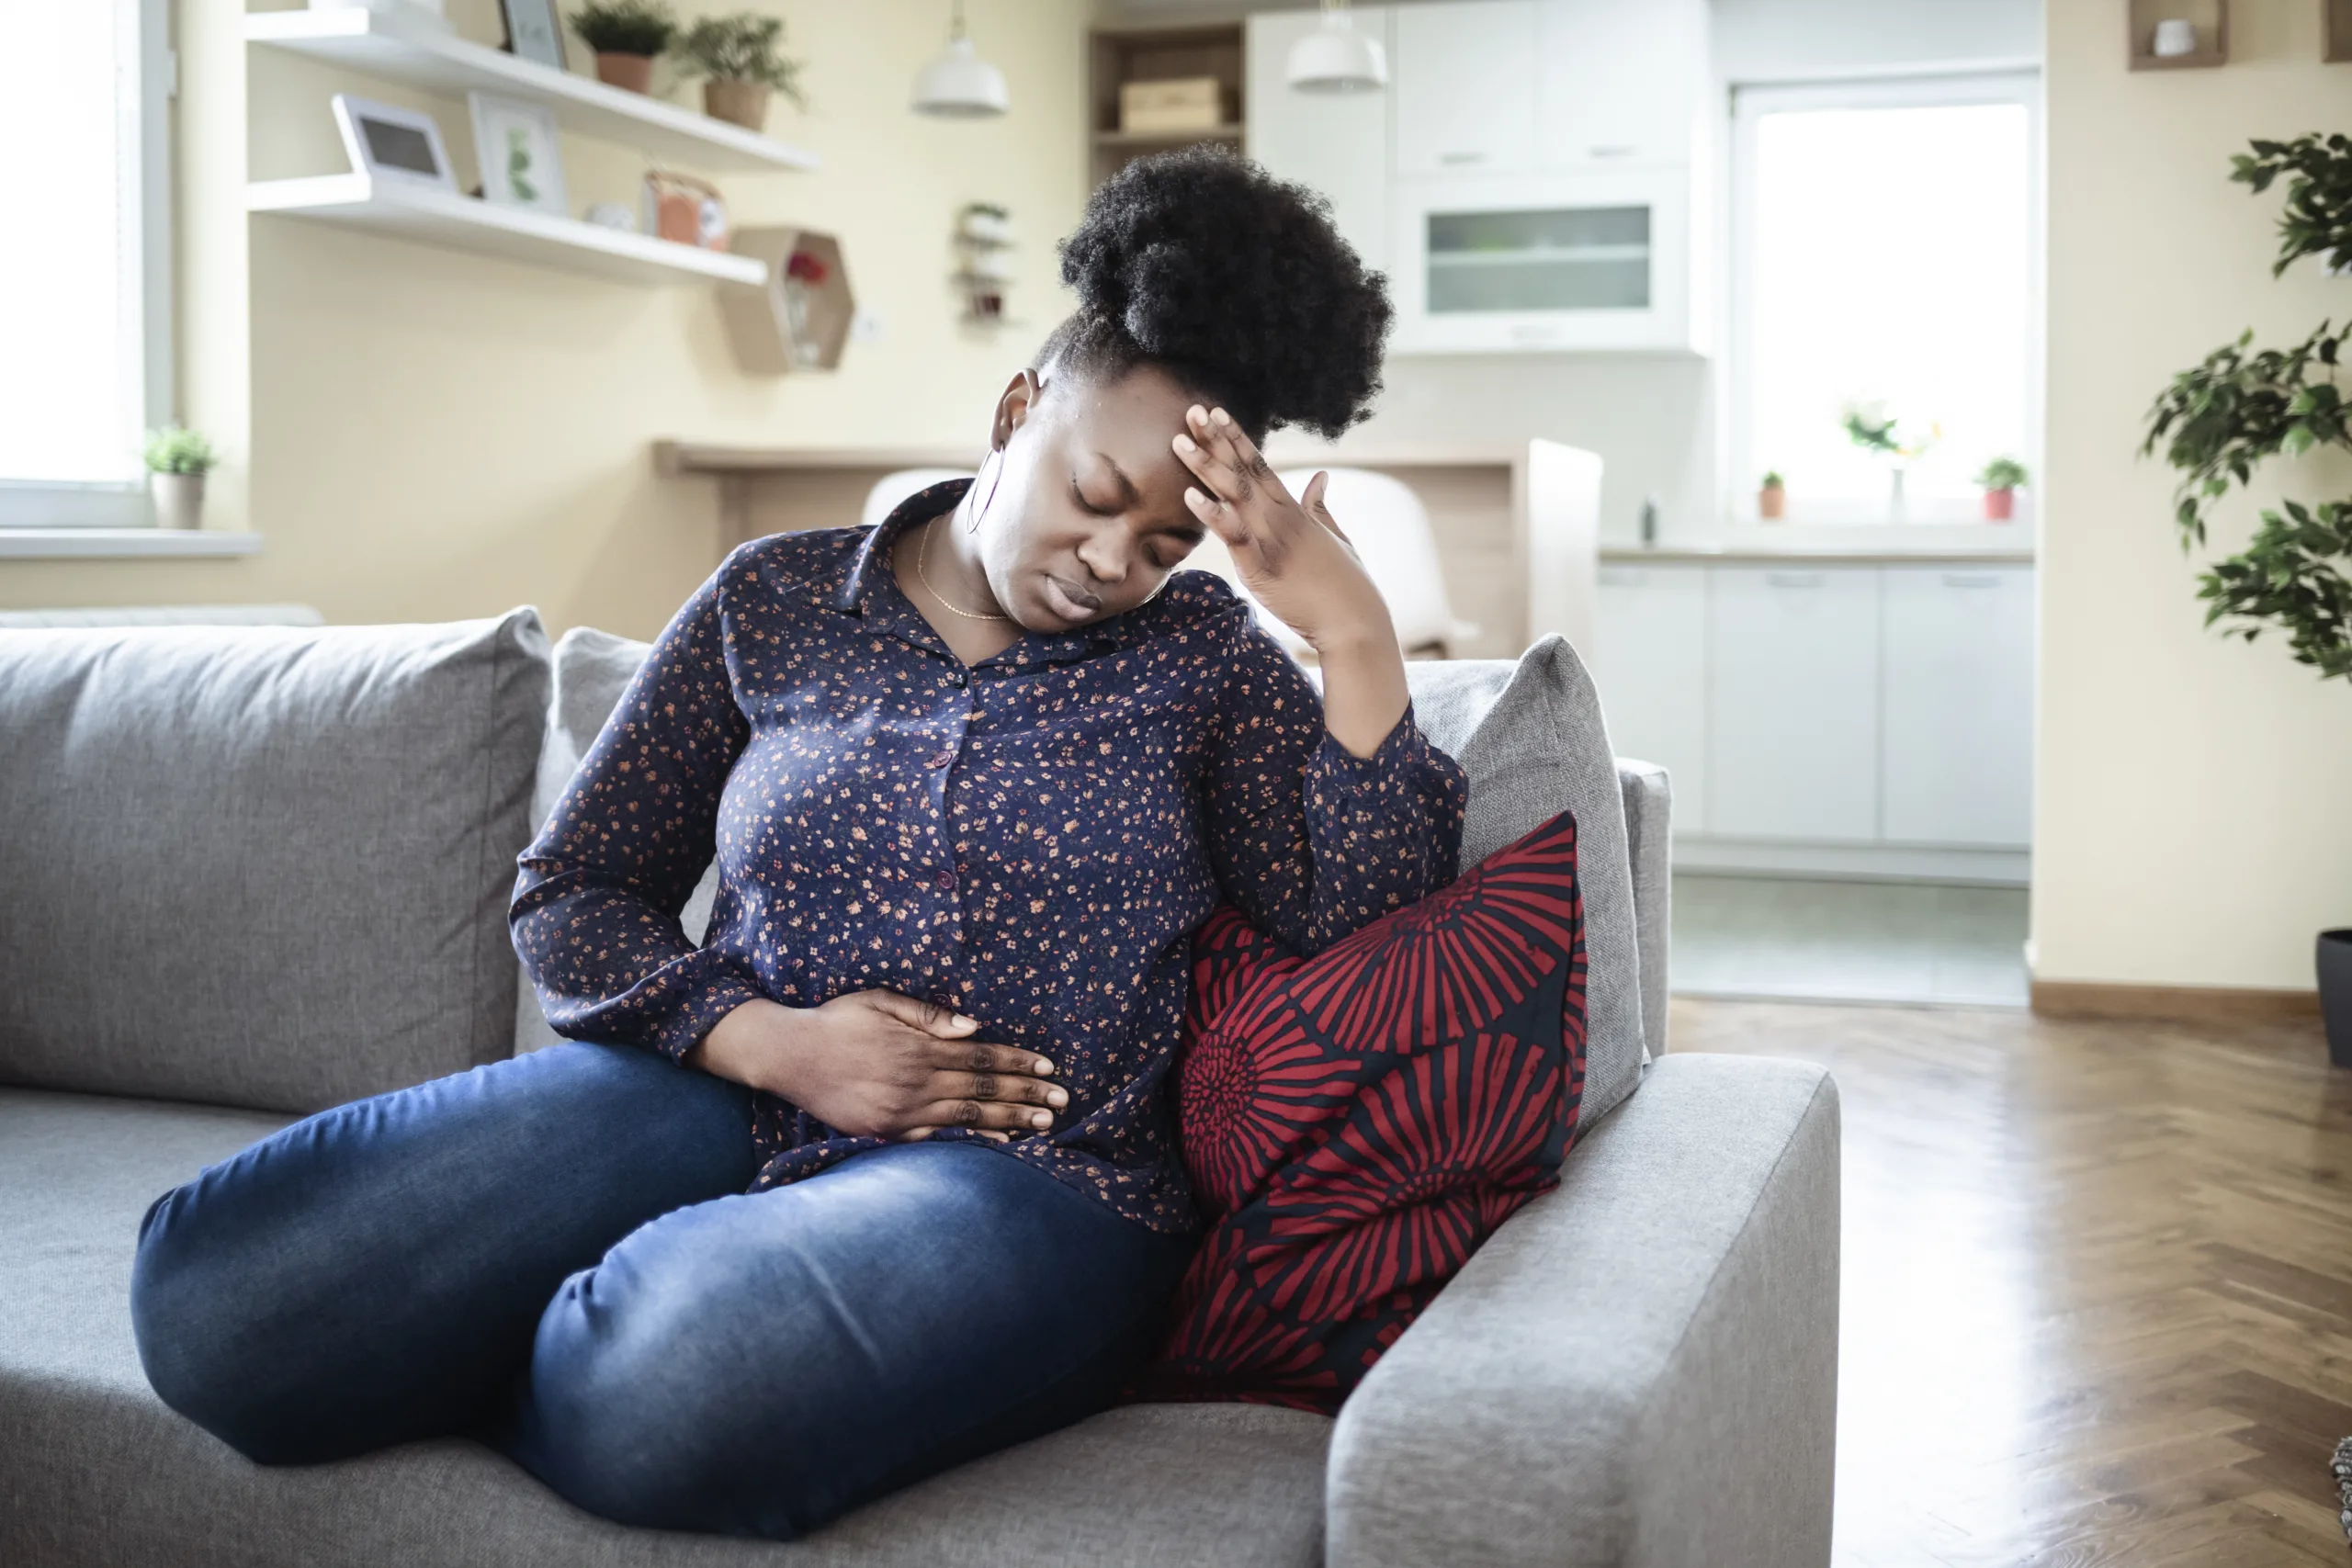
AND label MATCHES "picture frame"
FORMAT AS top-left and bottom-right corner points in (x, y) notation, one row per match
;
(329, 95), (458, 191)
(468, 93), (569, 218)
(497, 0), (567, 73)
